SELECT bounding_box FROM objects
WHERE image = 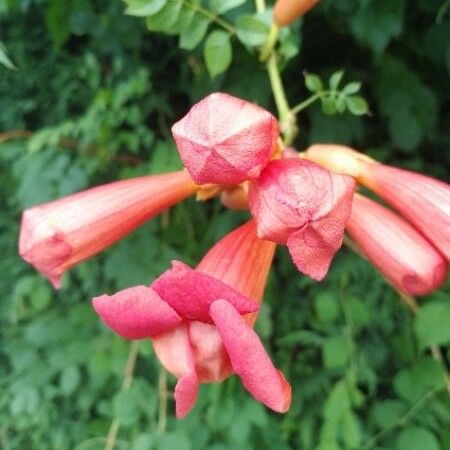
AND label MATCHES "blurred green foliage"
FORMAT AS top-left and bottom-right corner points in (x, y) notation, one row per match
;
(1, 1), (449, 449)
